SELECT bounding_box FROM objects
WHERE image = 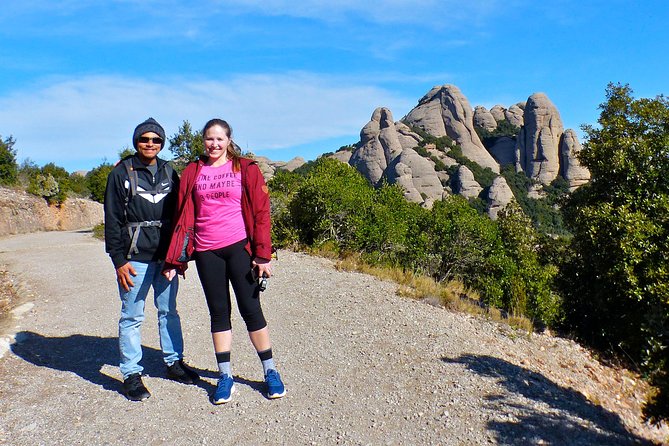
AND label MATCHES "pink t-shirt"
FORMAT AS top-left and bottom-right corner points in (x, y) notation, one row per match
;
(193, 161), (247, 251)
